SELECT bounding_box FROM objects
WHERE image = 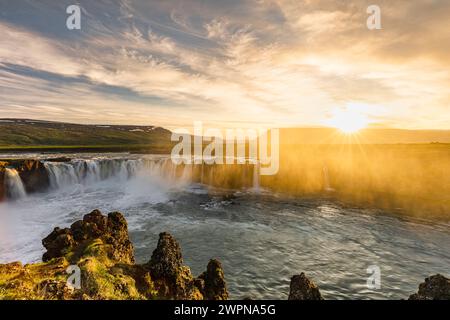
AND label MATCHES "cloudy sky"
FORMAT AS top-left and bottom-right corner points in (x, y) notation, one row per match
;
(0, 0), (449, 129)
